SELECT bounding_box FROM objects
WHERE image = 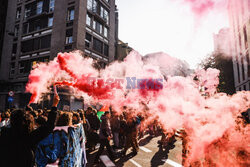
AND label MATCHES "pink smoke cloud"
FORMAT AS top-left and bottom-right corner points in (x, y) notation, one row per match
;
(26, 51), (250, 166)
